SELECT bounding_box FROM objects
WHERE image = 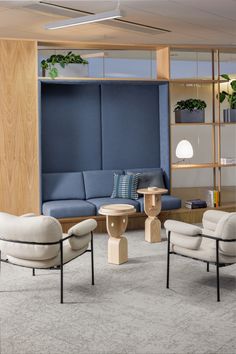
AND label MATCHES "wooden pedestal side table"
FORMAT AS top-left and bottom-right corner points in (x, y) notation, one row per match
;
(99, 204), (136, 265)
(137, 187), (168, 243)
